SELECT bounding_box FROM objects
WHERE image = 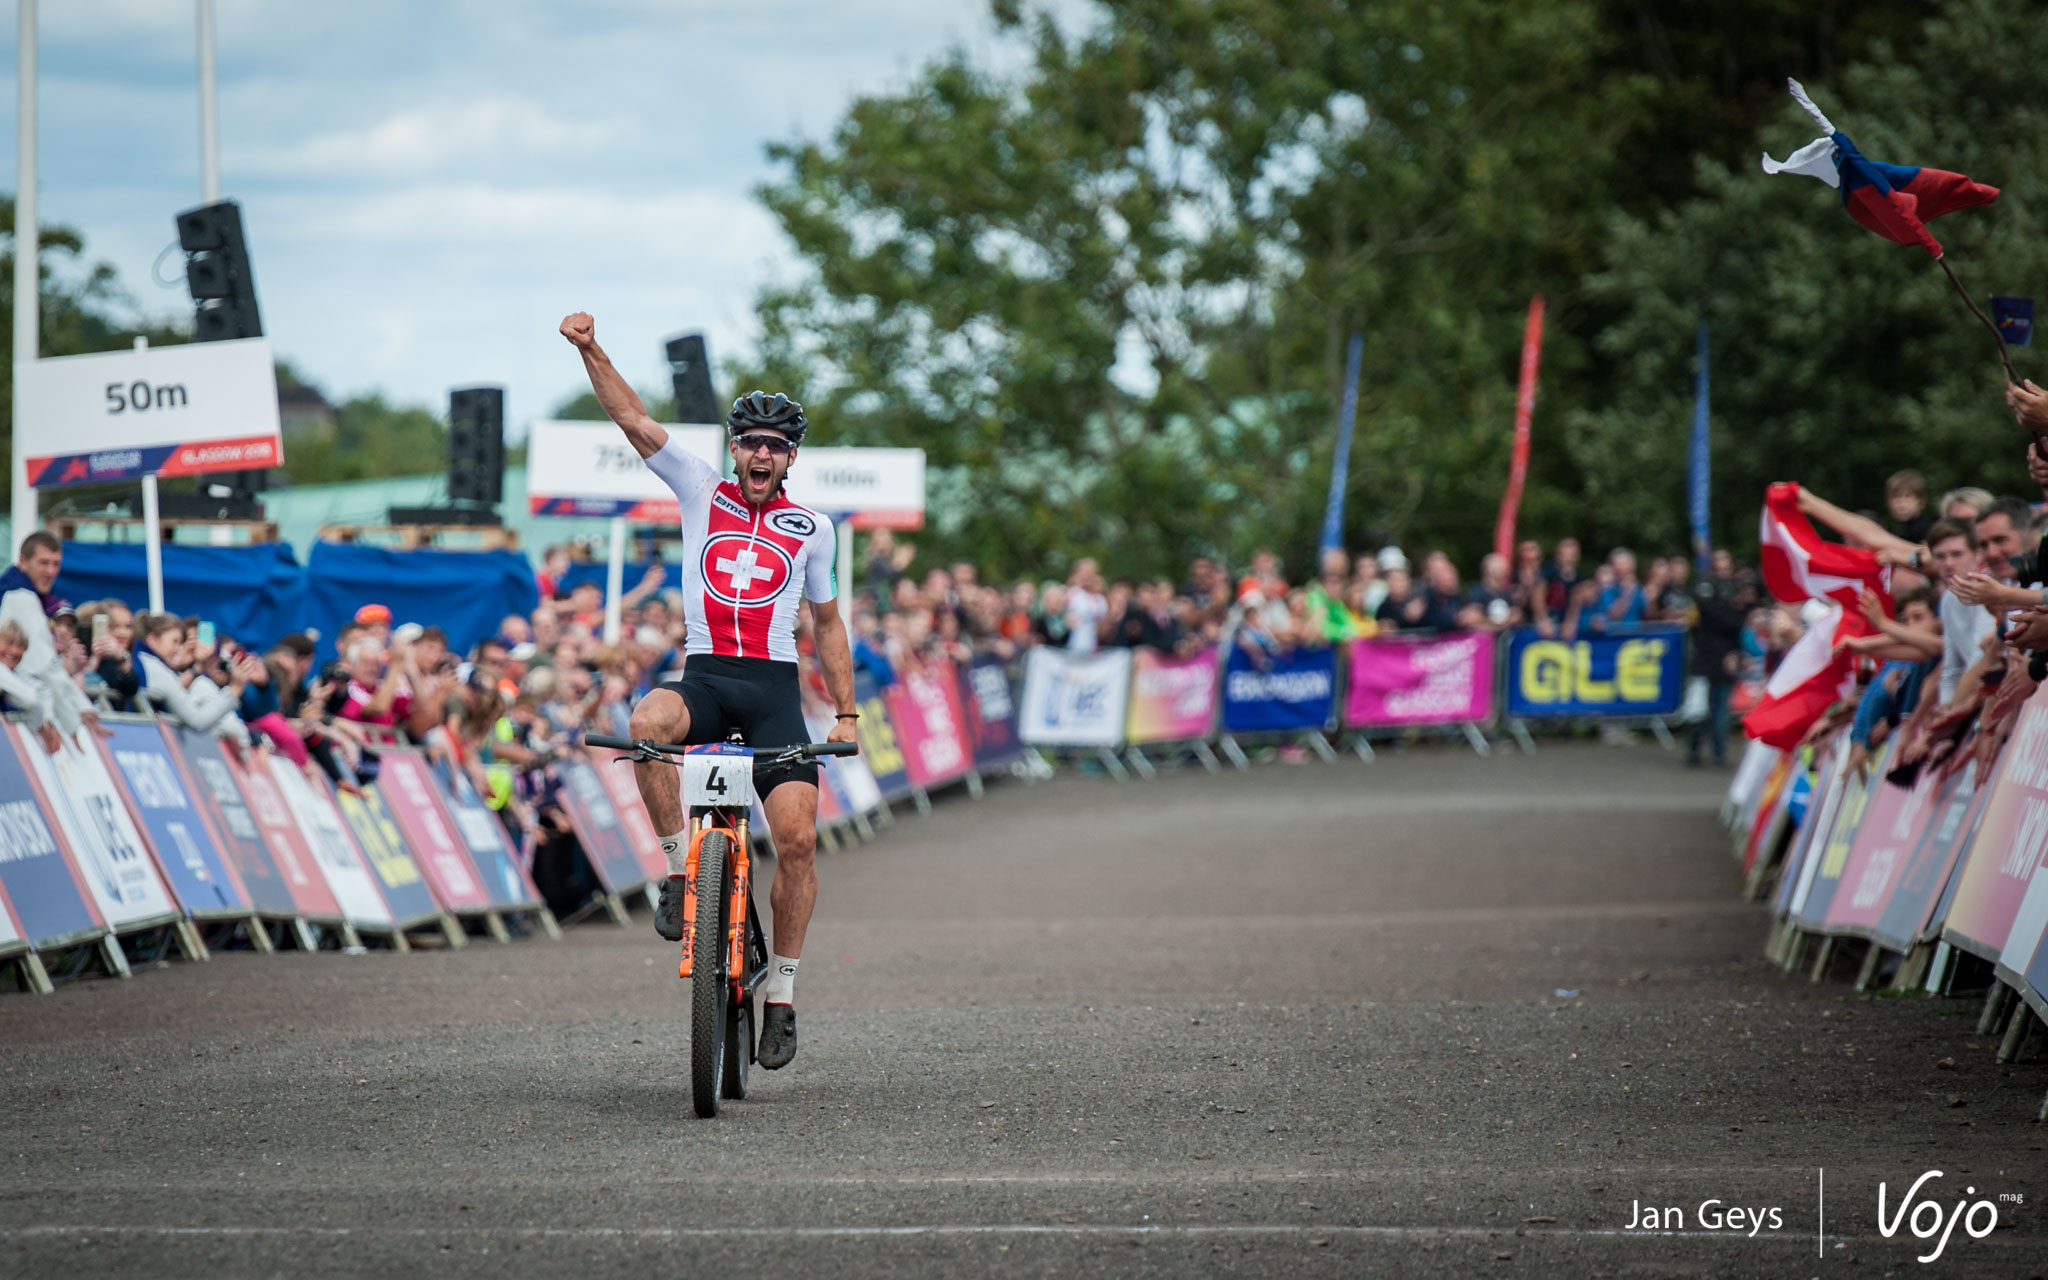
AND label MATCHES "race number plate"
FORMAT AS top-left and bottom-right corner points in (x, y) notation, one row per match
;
(682, 747), (755, 809)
